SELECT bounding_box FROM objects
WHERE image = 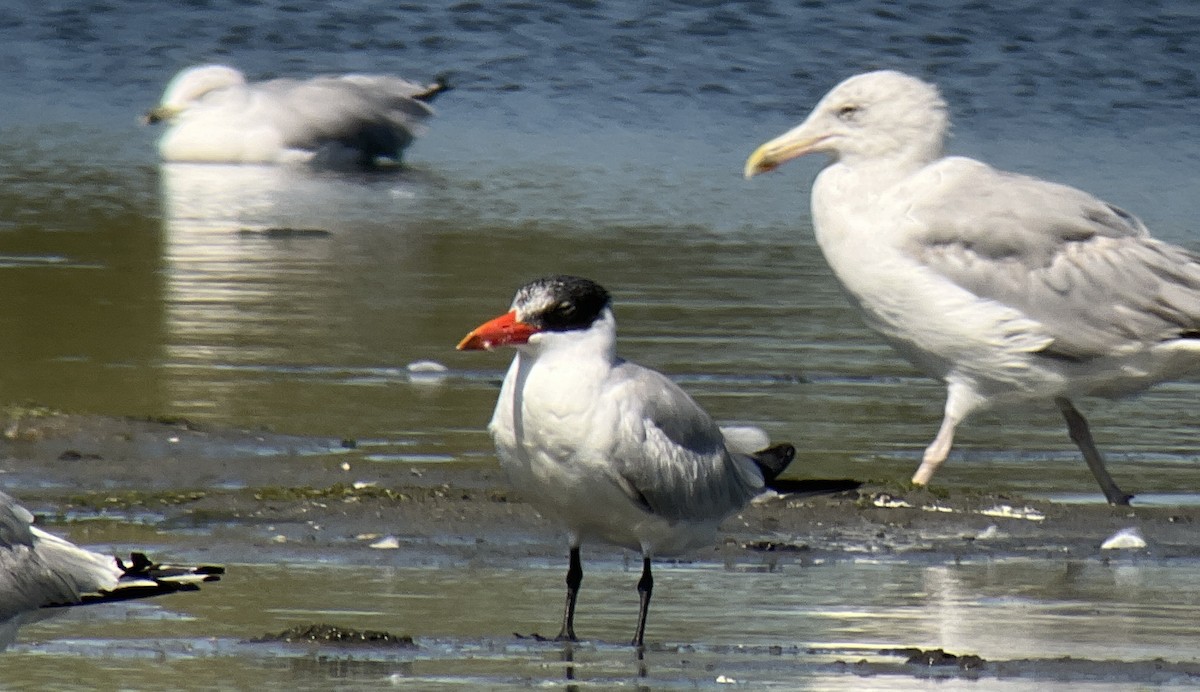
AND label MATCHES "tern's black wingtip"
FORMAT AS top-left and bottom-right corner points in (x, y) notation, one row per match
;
(750, 443), (796, 483)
